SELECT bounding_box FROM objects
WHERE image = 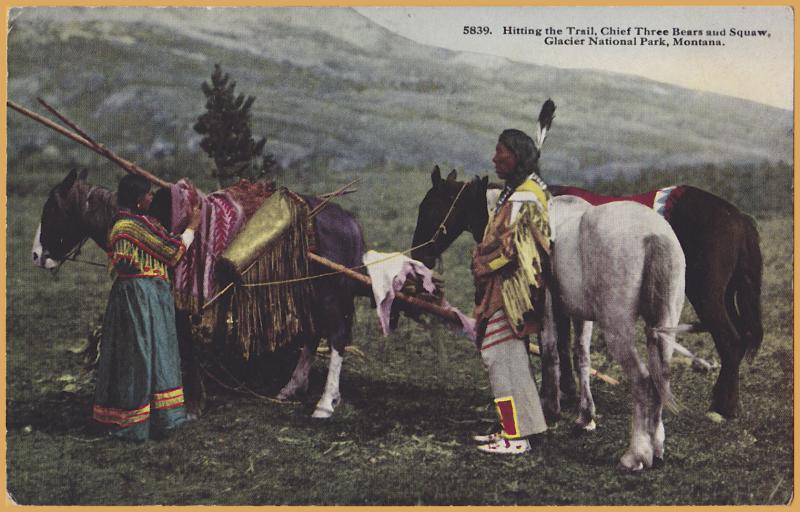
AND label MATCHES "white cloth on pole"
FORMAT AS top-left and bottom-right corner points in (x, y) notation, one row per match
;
(363, 250), (476, 340)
